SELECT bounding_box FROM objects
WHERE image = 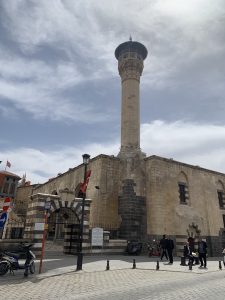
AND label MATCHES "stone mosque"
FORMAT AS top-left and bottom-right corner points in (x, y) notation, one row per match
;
(8, 39), (225, 256)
